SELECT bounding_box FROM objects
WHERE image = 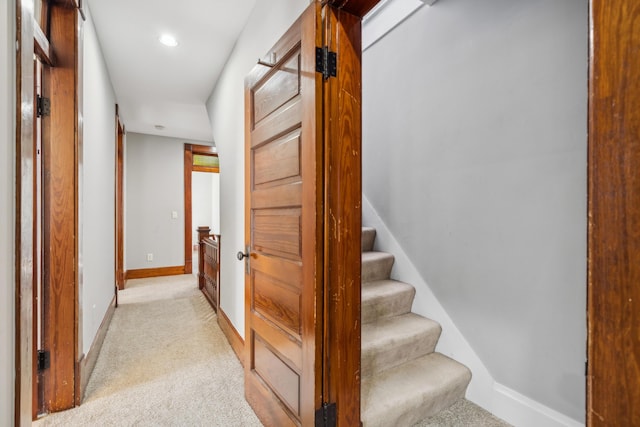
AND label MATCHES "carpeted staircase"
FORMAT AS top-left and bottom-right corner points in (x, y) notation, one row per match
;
(361, 227), (472, 427)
